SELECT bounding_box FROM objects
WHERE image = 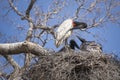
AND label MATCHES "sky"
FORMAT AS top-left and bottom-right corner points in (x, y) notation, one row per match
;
(0, 0), (120, 65)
